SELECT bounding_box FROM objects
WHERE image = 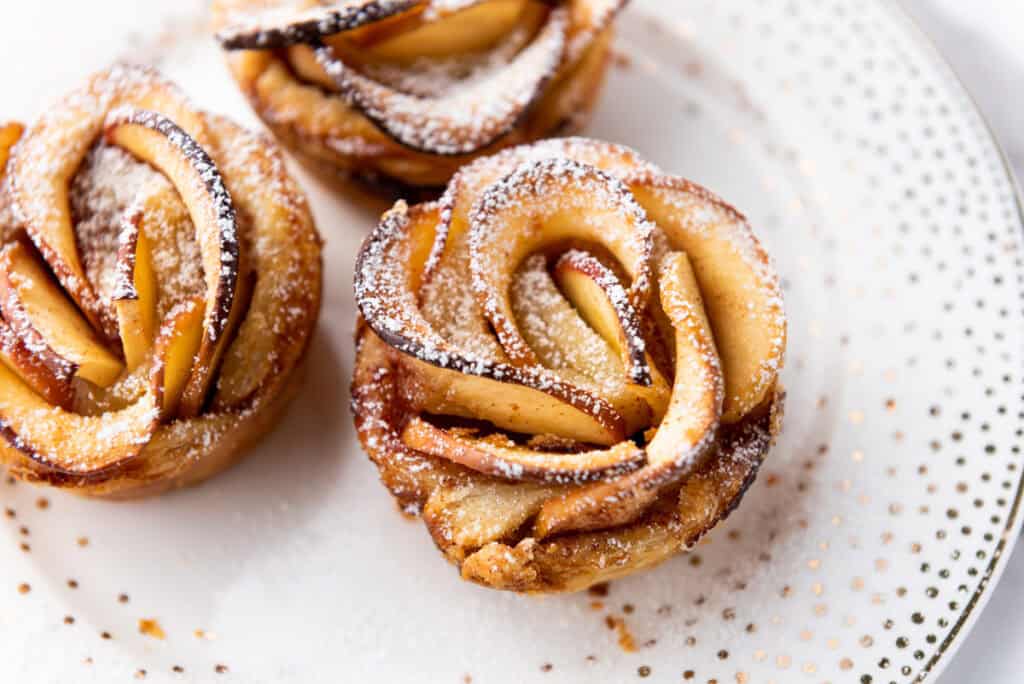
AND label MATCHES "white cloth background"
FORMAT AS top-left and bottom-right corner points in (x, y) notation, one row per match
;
(901, 2), (1024, 681)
